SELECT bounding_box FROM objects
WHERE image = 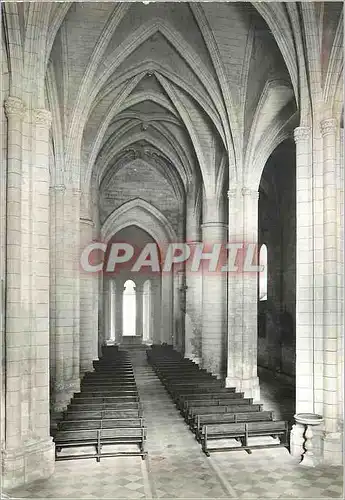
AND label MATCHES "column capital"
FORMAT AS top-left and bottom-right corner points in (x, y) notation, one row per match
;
(50, 184), (66, 193)
(80, 217), (94, 227)
(320, 118), (337, 138)
(201, 221), (227, 229)
(34, 108), (52, 128)
(4, 96), (26, 119)
(293, 126), (311, 143)
(227, 187), (258, 199)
